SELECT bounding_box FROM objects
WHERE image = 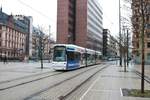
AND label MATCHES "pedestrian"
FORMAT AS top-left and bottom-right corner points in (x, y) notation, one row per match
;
(5, 55), (8, 64)
(3, 55), (6, 64)
(0, 55), (2, 61)
(3, 53), (8, 64)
